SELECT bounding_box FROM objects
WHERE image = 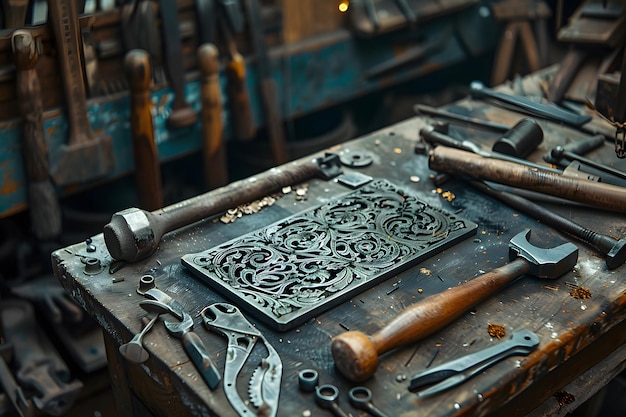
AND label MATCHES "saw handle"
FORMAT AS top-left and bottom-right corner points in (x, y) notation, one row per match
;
(331, 258), (530, 382)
